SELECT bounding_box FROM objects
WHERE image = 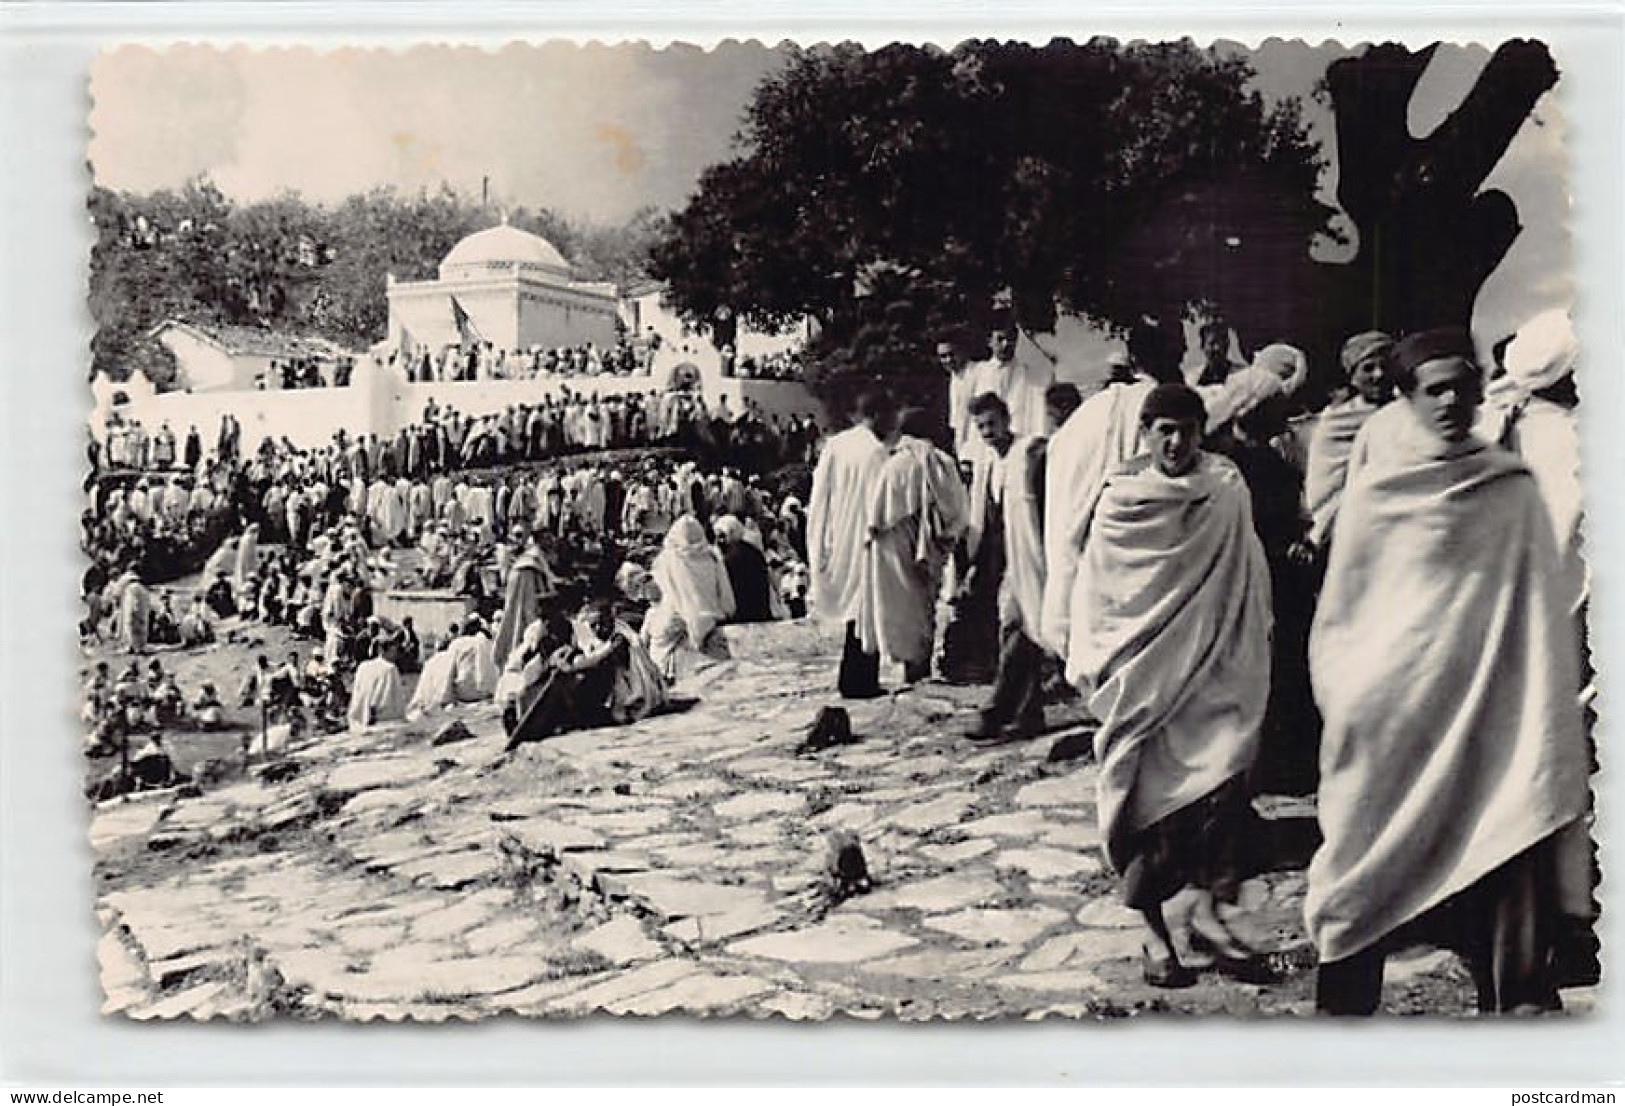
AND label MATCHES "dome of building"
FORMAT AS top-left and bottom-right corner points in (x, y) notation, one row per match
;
(439, 221), (571, 281)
